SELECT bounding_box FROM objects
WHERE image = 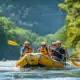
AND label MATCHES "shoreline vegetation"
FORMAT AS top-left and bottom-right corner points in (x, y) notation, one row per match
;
(0, 0), (80, 59)
(58, 0), (80, 58)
